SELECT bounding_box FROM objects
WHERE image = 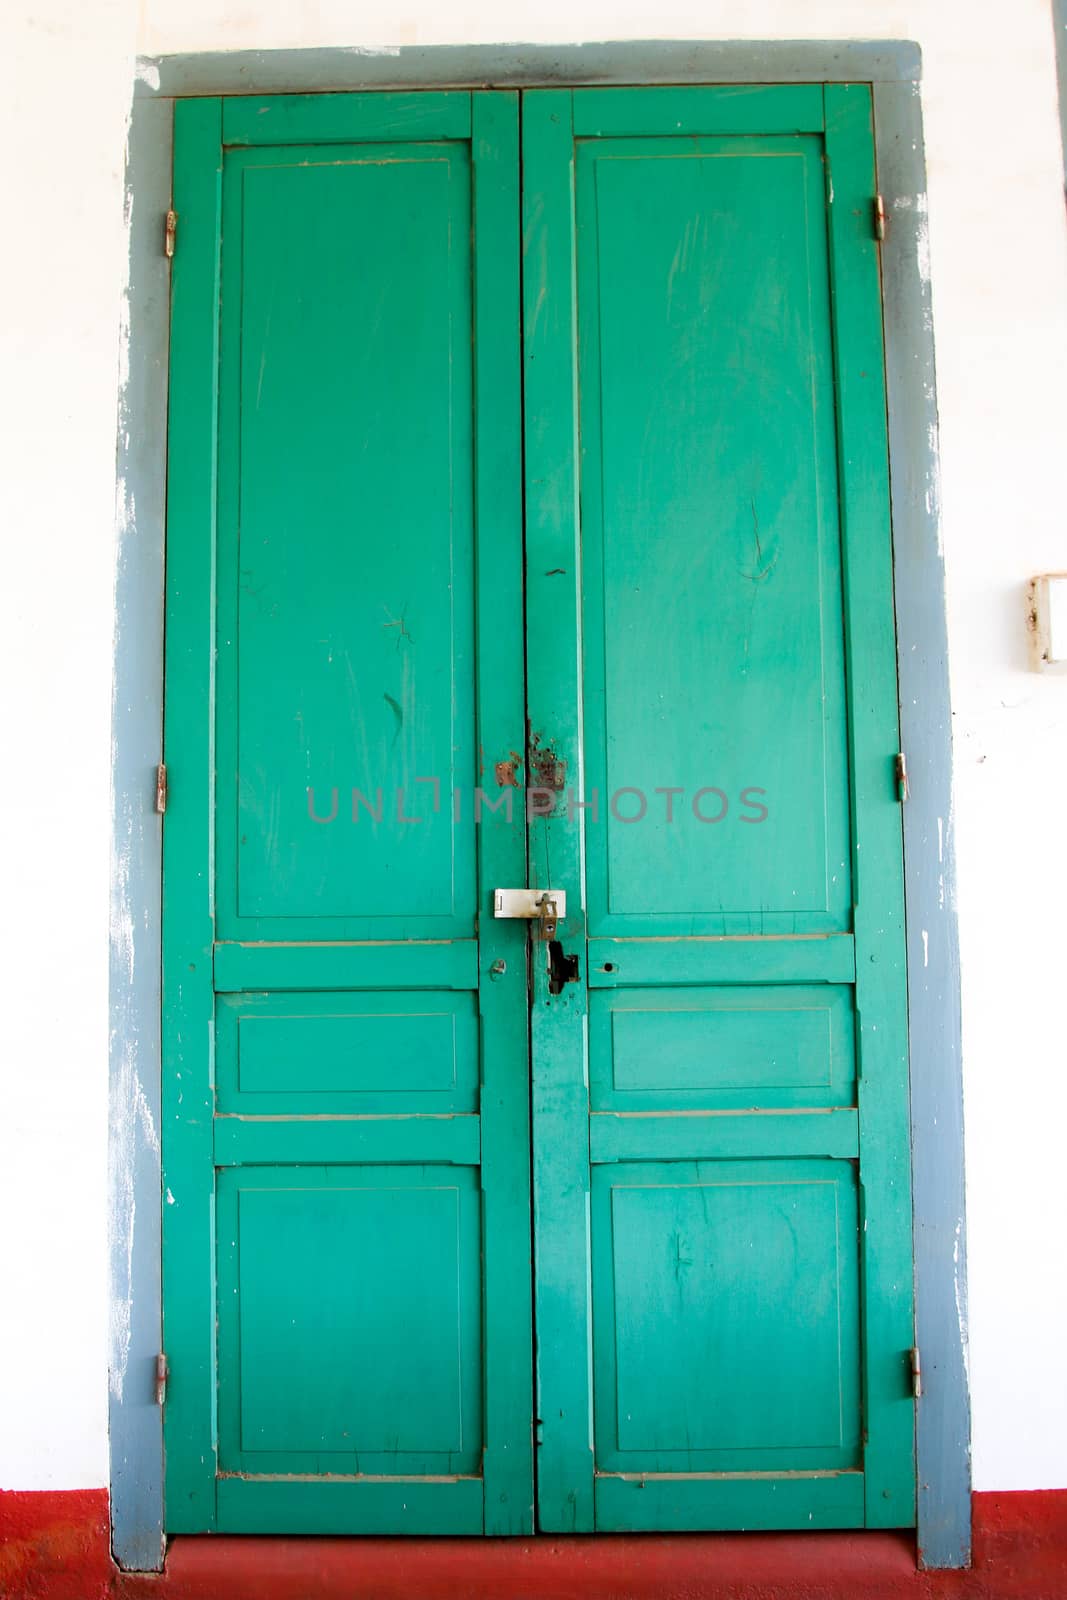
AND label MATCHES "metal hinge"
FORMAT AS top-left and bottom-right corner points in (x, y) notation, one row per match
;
(910, 1346), (922, 1400)
(164, 209), (177, 258)
(874, 194), (887, 241)
(155, 763), (168, 815)
(155, 1353), (169, 1407)
(895, 752), (910, 803)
